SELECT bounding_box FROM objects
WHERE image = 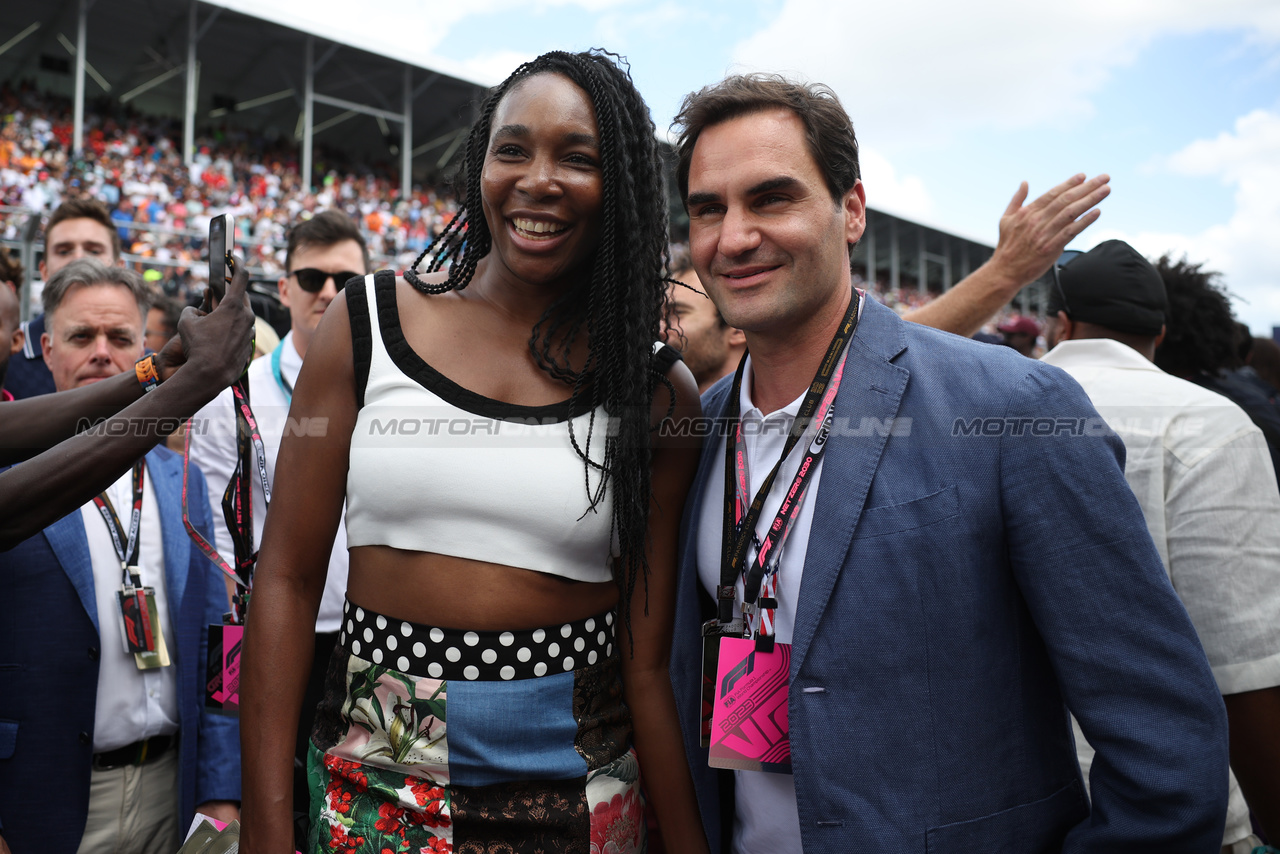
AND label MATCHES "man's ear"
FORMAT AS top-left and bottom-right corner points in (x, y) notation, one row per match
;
(10, 325), (24, 356)
(41, 330), (52, 362)
(1154, 324), (1166, 349)
(727, 327), (746, 348)
(843, 180), (867, 246)
(277, 276), (292, 309)
(1056, 311), (1074, 342)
